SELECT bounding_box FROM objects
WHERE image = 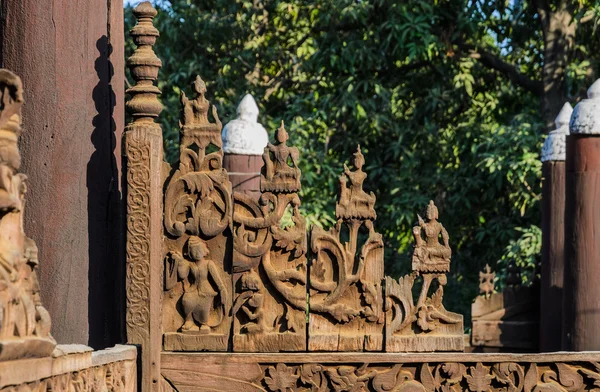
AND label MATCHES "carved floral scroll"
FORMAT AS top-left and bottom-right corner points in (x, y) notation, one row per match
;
(0, 69), (56, 361)
(232, 122), (307, 351)
(308, 146), (385, 351)
(162, 76), (233, 351)
(385, 201), (463, 352)
(161, 352), (600, 392)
